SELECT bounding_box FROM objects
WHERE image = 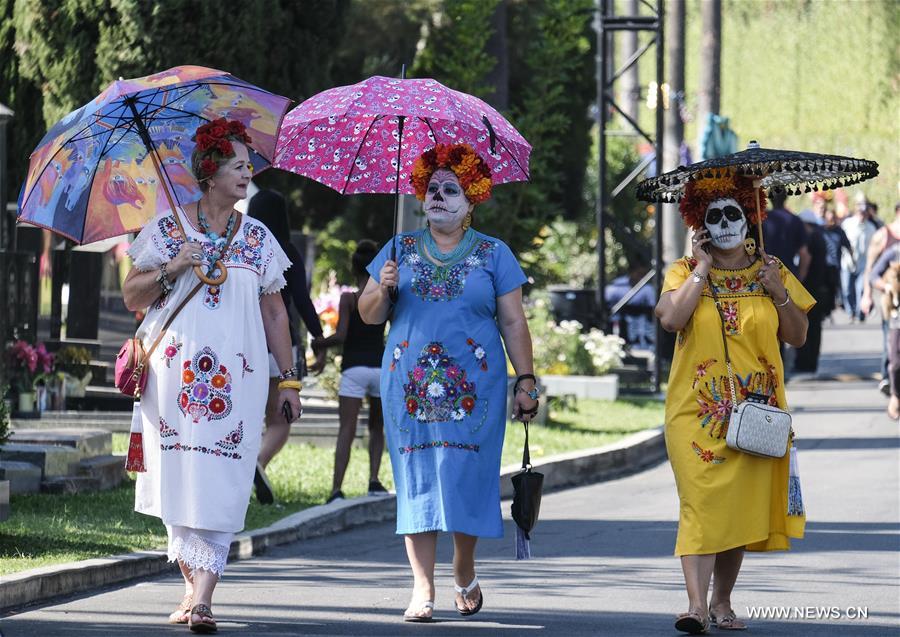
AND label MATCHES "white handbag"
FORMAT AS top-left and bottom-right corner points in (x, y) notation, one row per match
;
(709, 277), (792, 459)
